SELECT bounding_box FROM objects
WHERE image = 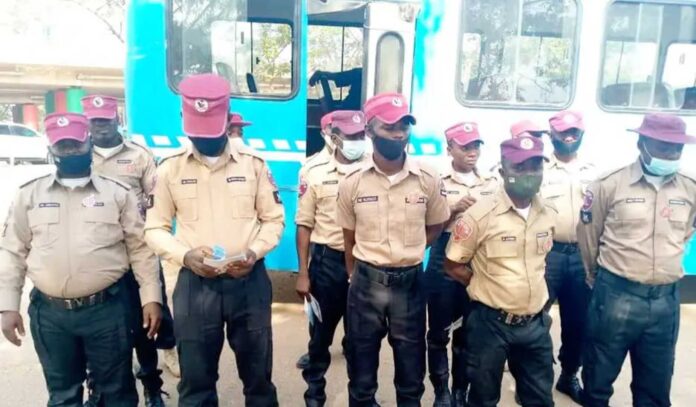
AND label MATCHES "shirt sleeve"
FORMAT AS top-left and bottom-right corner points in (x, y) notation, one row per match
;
(141, 153), (158, 198)
(0, 190), (31, 312)
(121, 189), (162, 306)
(576, 180), (608, 283)
(445, 213), (479, 264)
(144, 163), (191, 267)
(334, 68), (362, 88)
(248, 162), (285, 259)
(426, 177), (451, 226)
(295, 174), (317, 229)
(336, 175), (357, 230)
